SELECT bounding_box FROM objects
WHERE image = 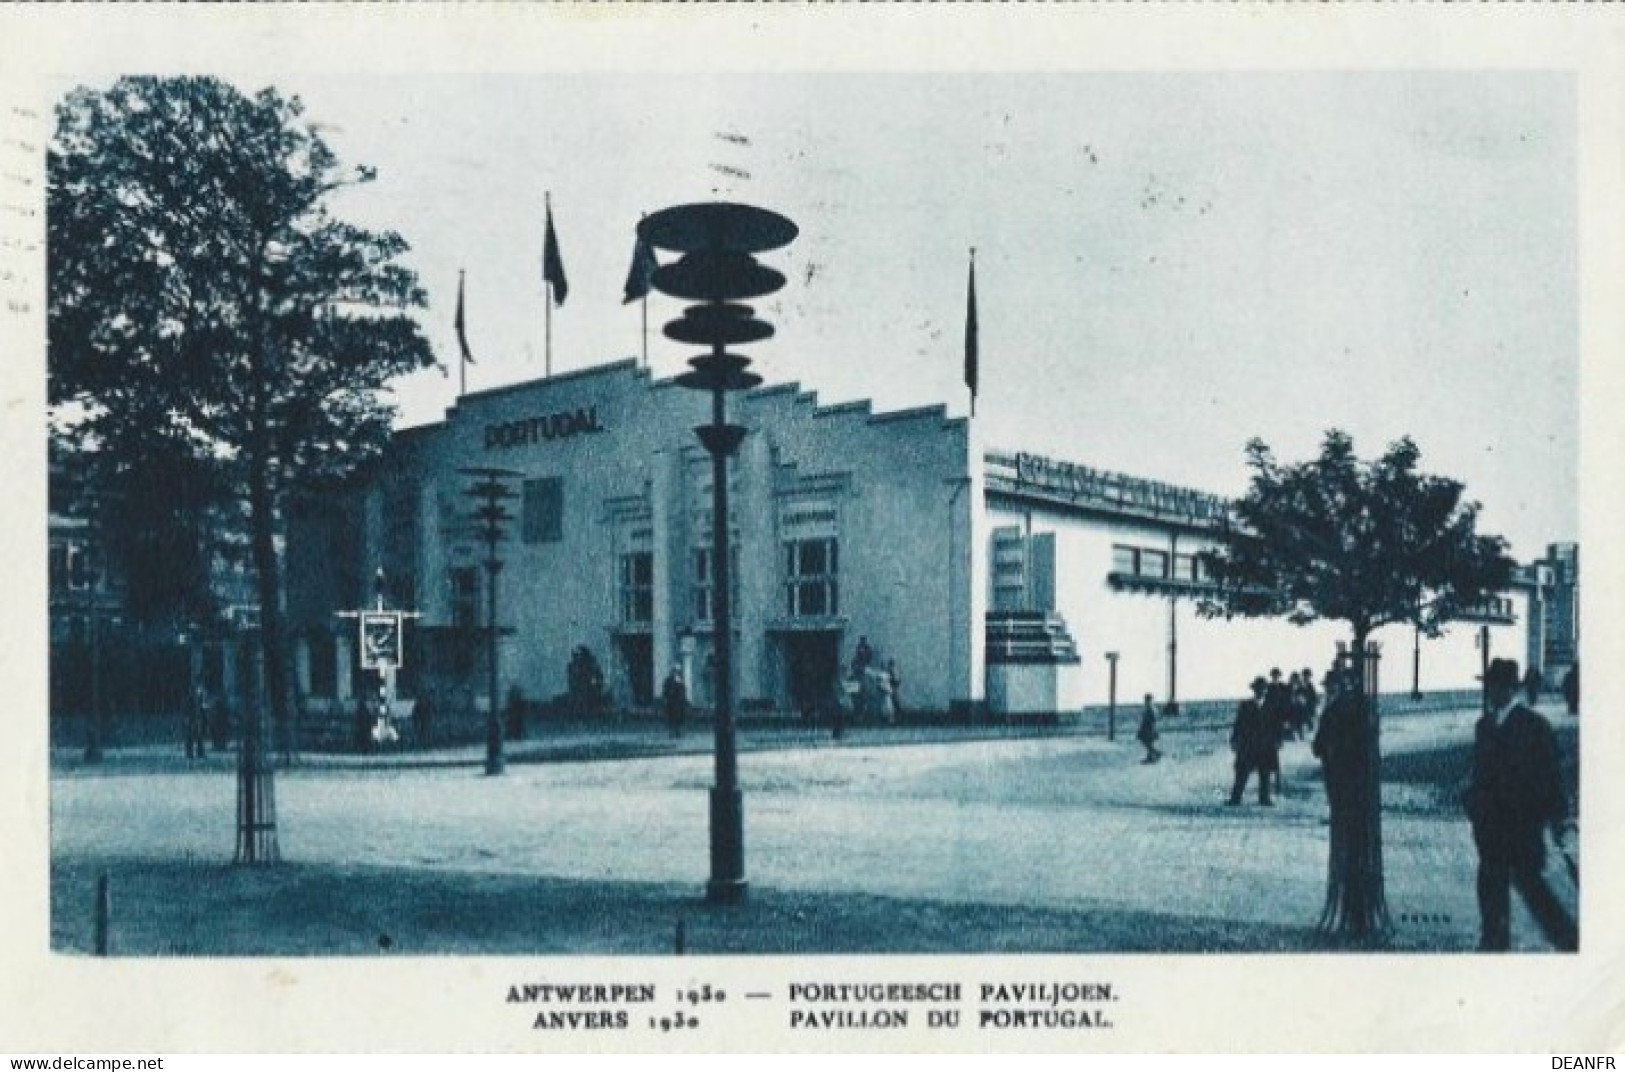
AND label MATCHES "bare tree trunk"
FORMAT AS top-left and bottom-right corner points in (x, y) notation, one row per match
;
(248, 455), (292, 751)
(1318, 626), (1392, 944)
(236, 447), (282, 864)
